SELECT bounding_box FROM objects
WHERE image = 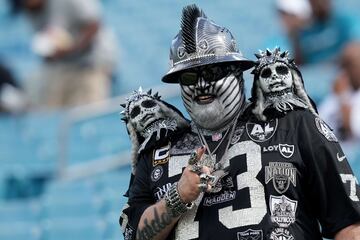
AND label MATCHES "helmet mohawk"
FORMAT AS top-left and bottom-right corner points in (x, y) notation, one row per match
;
(181, 4), (206, 54)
